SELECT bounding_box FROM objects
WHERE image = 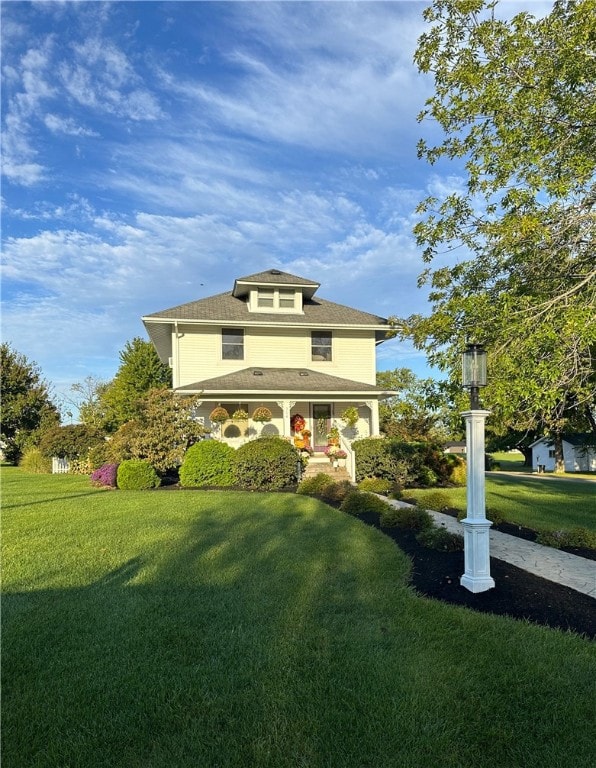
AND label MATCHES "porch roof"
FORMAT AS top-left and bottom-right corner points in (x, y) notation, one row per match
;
(175, 367), (390, 396)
